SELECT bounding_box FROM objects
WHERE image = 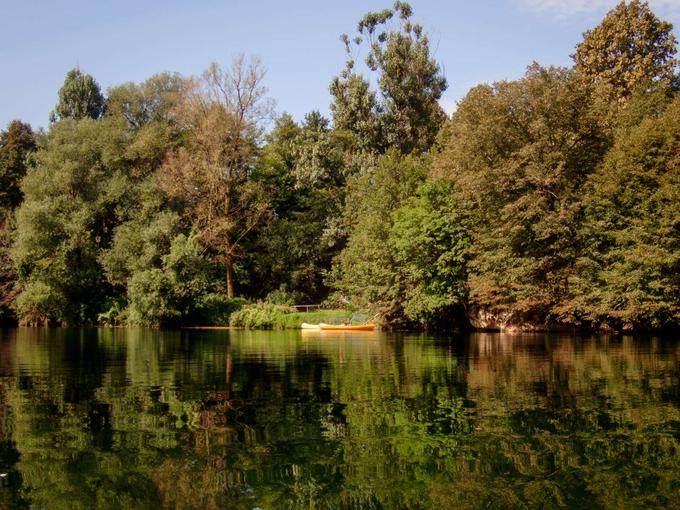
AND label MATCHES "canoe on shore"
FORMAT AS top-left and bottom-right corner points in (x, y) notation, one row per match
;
(301, 323), (324, 330)
(319, 324), (376, 331)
